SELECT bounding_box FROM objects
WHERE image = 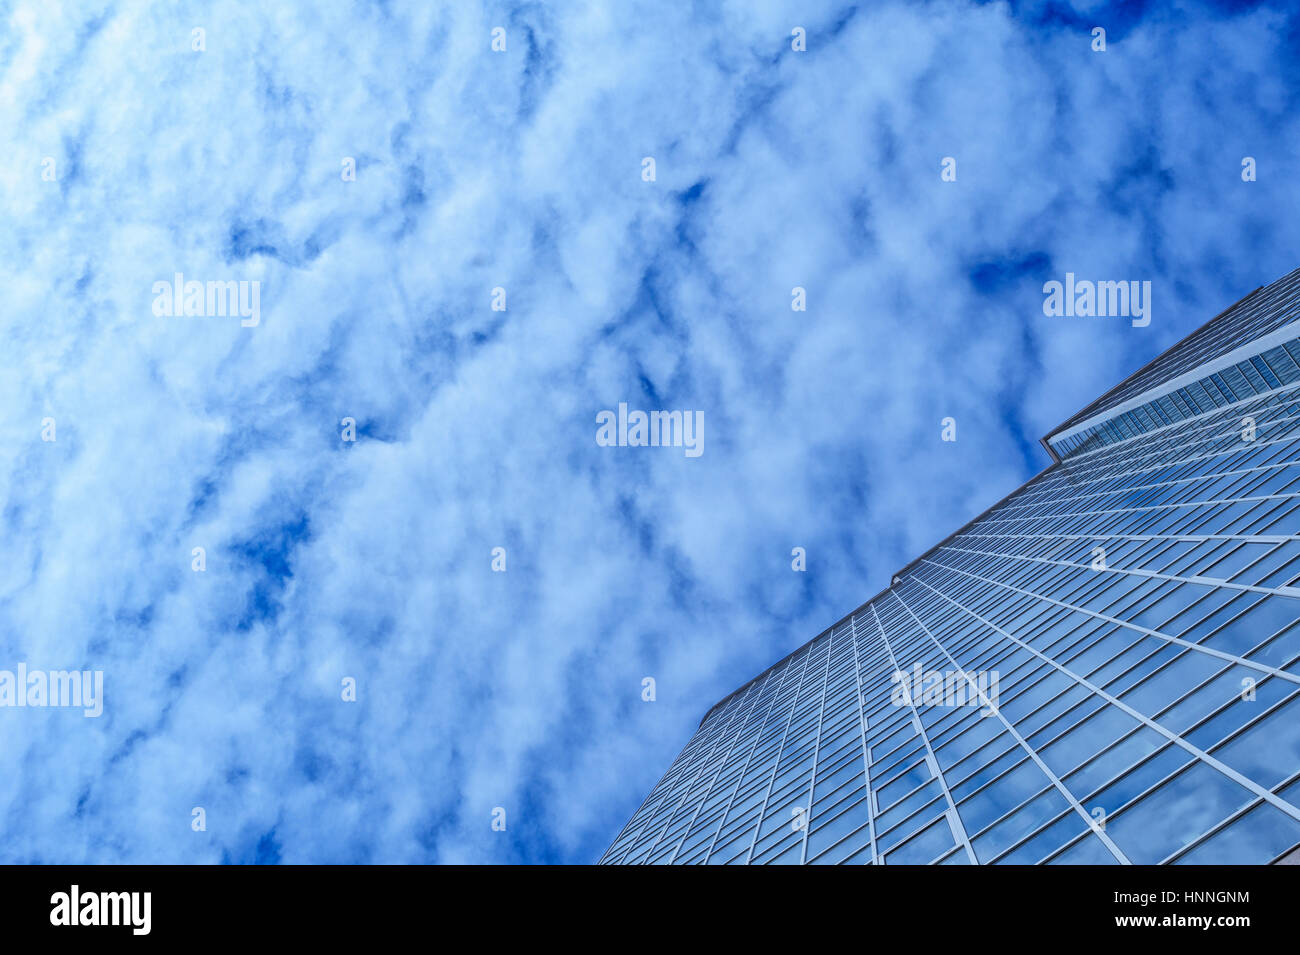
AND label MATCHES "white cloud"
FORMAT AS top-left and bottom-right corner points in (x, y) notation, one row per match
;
(0, 0), (1295, 863)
